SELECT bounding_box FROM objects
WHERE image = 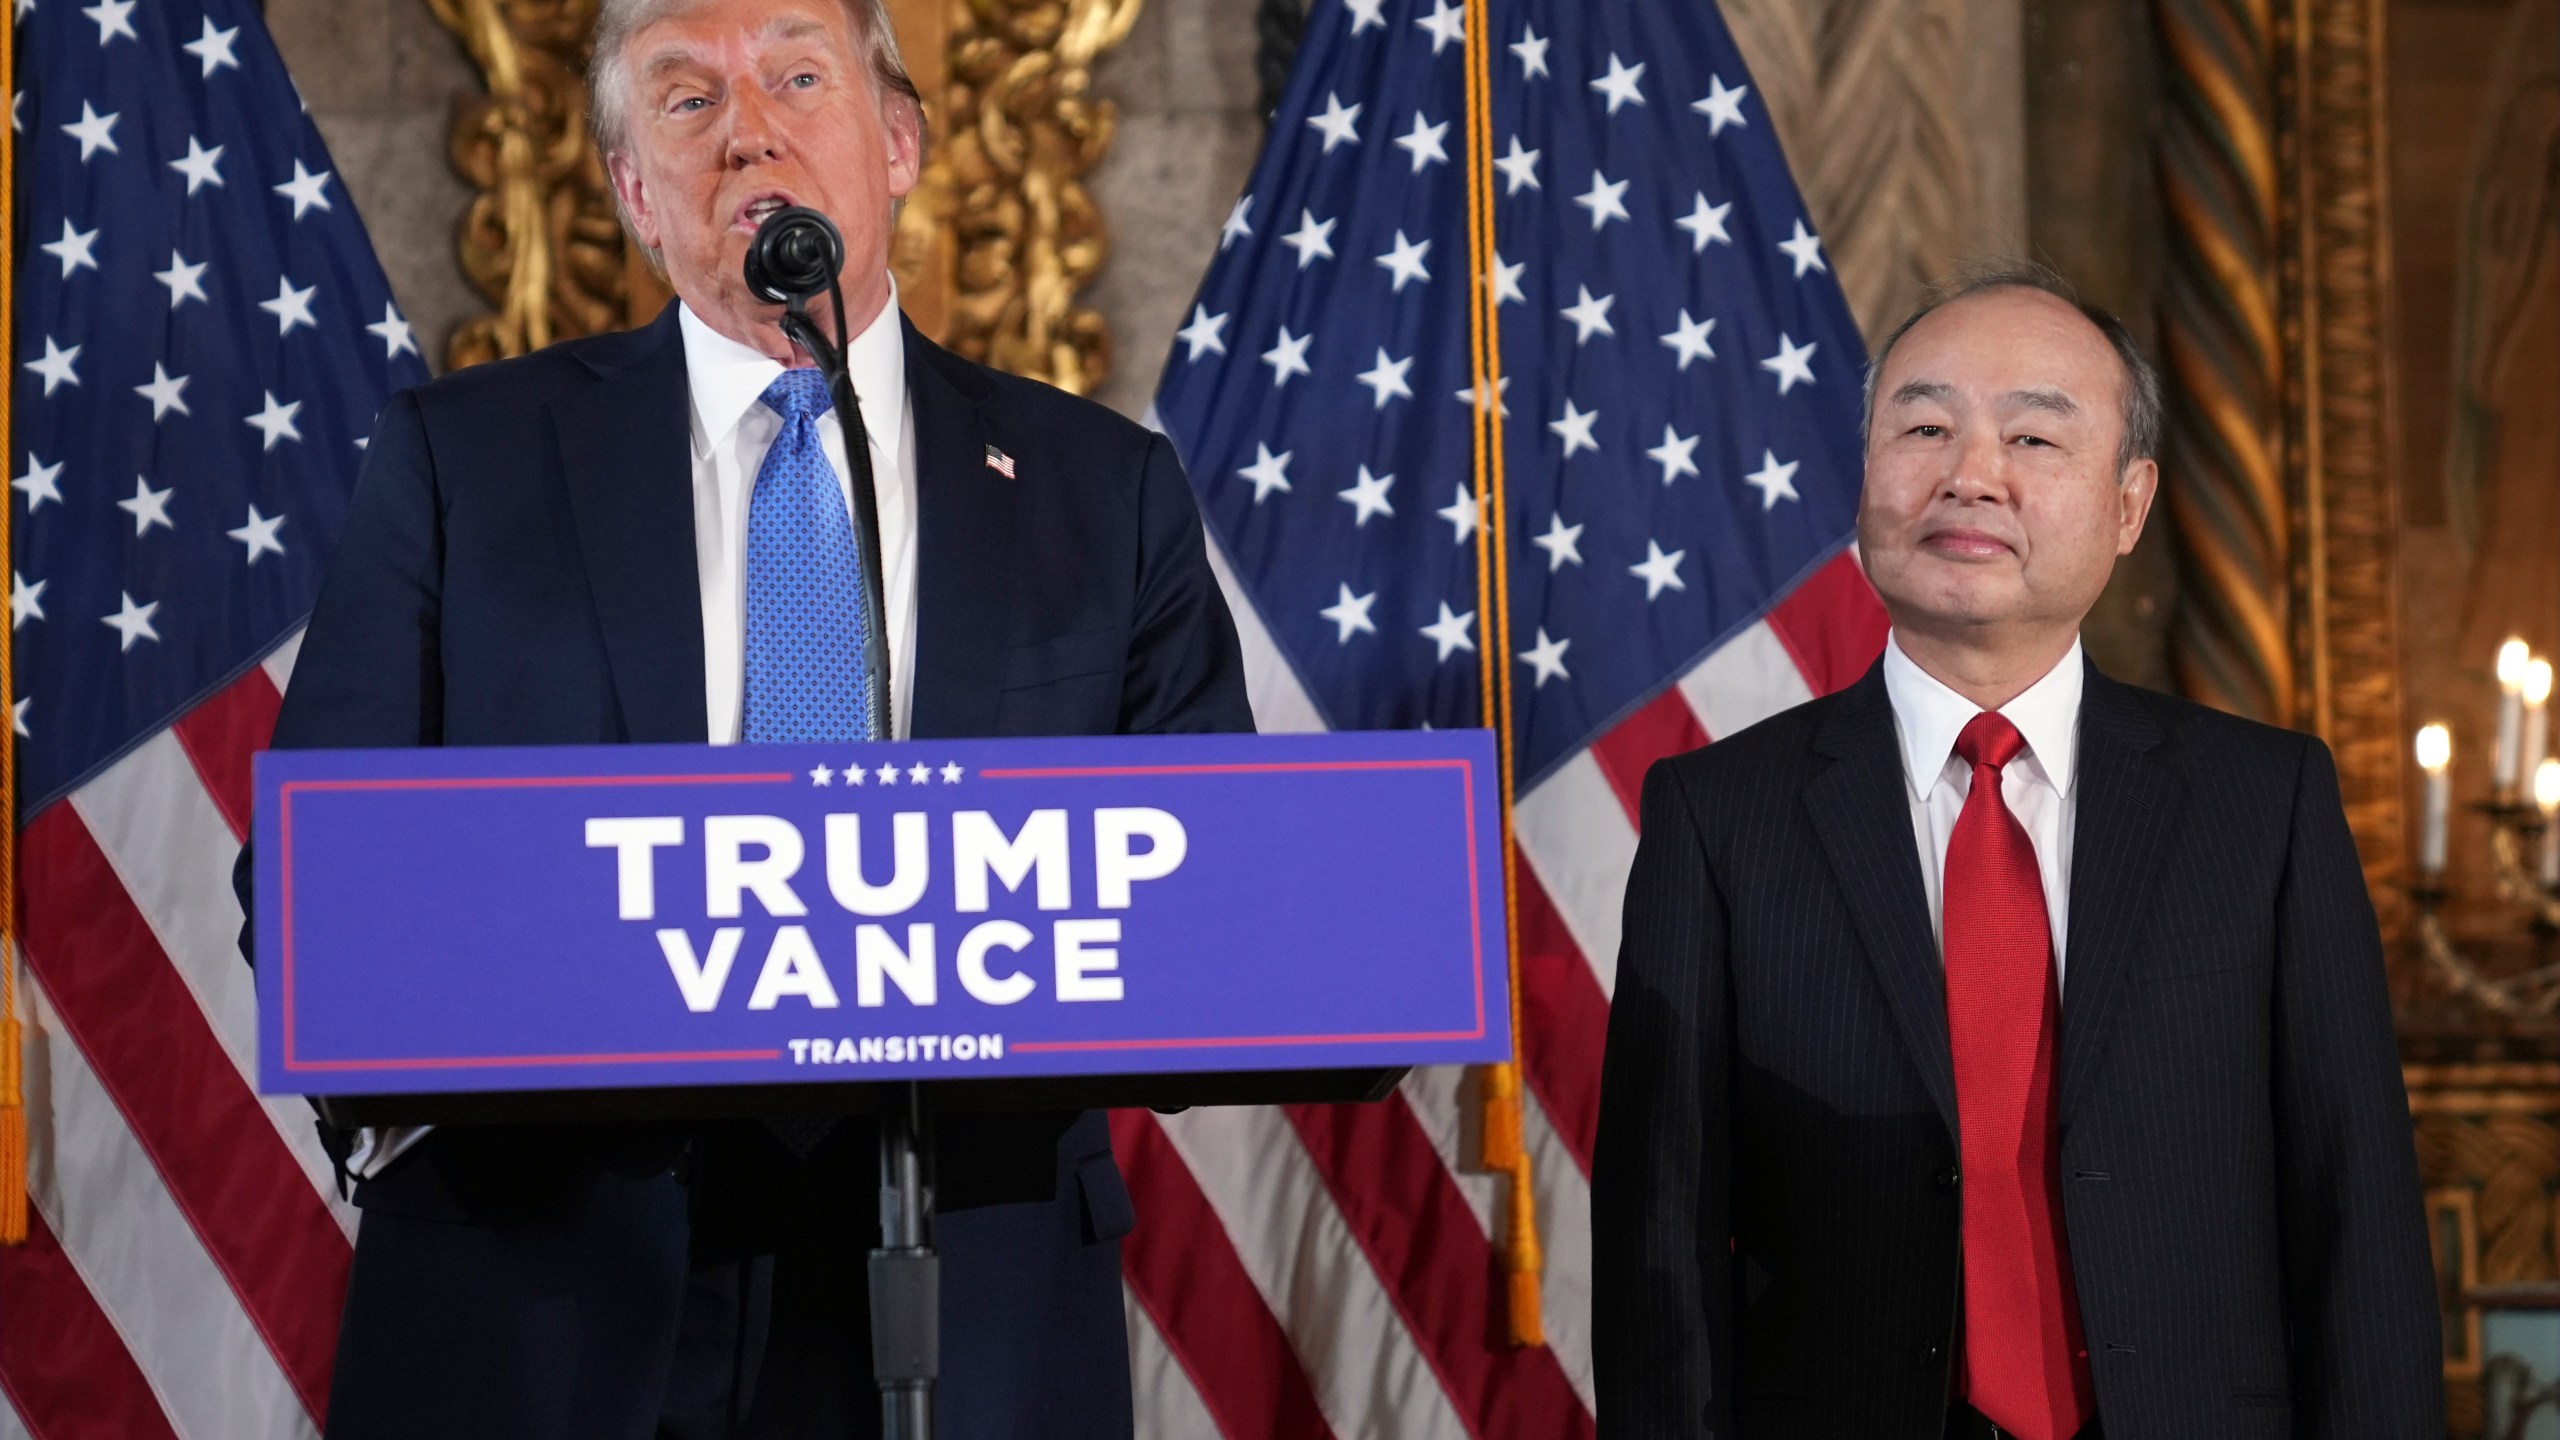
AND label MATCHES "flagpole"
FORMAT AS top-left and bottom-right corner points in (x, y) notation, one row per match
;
(1460, 0), (1538, 1347)
(0, 0), (29, 1248)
